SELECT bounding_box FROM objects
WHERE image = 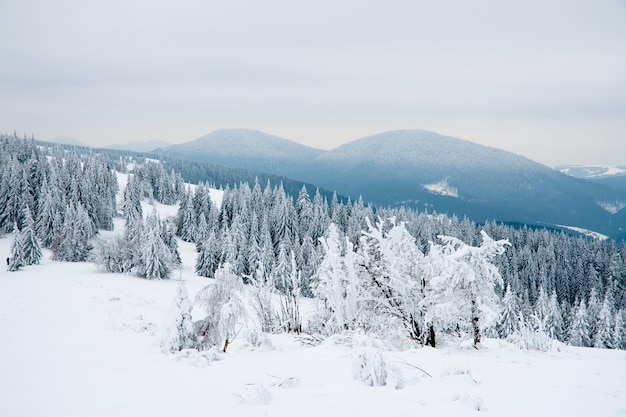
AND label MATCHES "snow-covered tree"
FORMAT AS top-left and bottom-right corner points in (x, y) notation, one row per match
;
(422, 231), (509, 346)
(569, 299), (591, 347)
(499, 284), (521, 337)
(594, 292), (615, 349)
(587, 287), (601, 342)
(177, 189), (197, 242)
(359, 218), (426, 343)
(250, 264), (280, 334)
(195, 263), (246, 352)
(53, 204), (95, 262)
(533, 287), (550, 326)
(7, 226), (25, 271)
(122, 174), (143, 232)
(156, 279), (197, 353)
(195, 232), (220, 278)
(278, 251), (302, 334)
(140, 210), (172, 279)
(19, 206), (42, 266)
(544, 290), (565, 341)
(313, 223), (362, 334)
